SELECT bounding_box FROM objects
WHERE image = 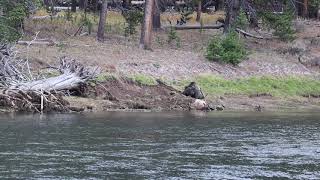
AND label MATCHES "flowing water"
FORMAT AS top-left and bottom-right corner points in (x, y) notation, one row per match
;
(0, 112), (319, 179)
